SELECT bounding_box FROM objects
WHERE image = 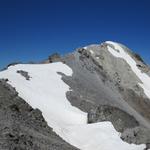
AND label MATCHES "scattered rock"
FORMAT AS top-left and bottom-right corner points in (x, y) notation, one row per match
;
(17, 70), (31, 80)
(48, 53), (61, 63)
